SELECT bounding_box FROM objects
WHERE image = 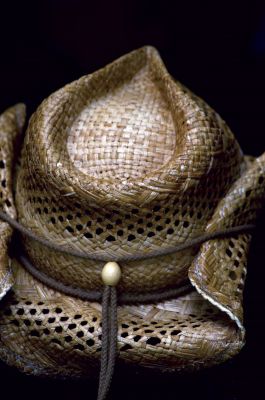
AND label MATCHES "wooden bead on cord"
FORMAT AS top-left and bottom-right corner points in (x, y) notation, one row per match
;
(101, 262), (121, 286)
